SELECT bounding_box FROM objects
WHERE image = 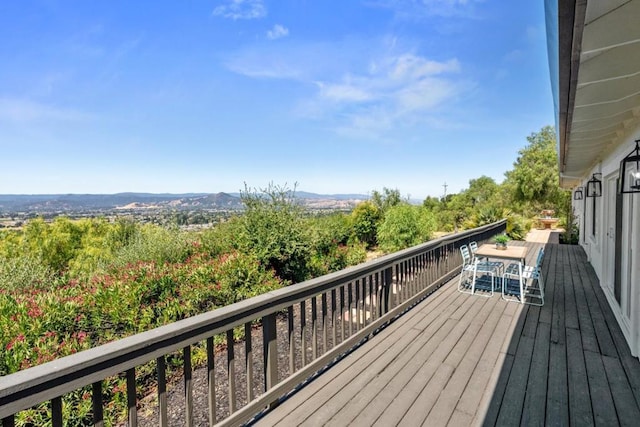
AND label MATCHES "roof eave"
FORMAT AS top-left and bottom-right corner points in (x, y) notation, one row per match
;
(557, 0), (588, 188)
